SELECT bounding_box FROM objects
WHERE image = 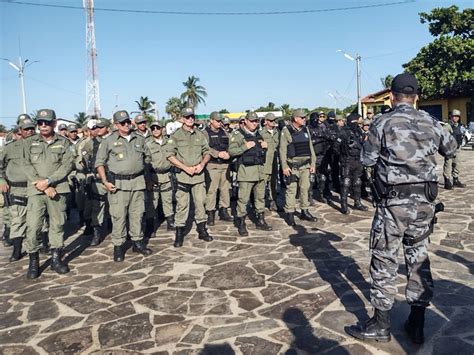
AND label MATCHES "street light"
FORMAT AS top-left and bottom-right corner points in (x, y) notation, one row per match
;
(337, 49), (362, 115)
(1, 56), (38, 114)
